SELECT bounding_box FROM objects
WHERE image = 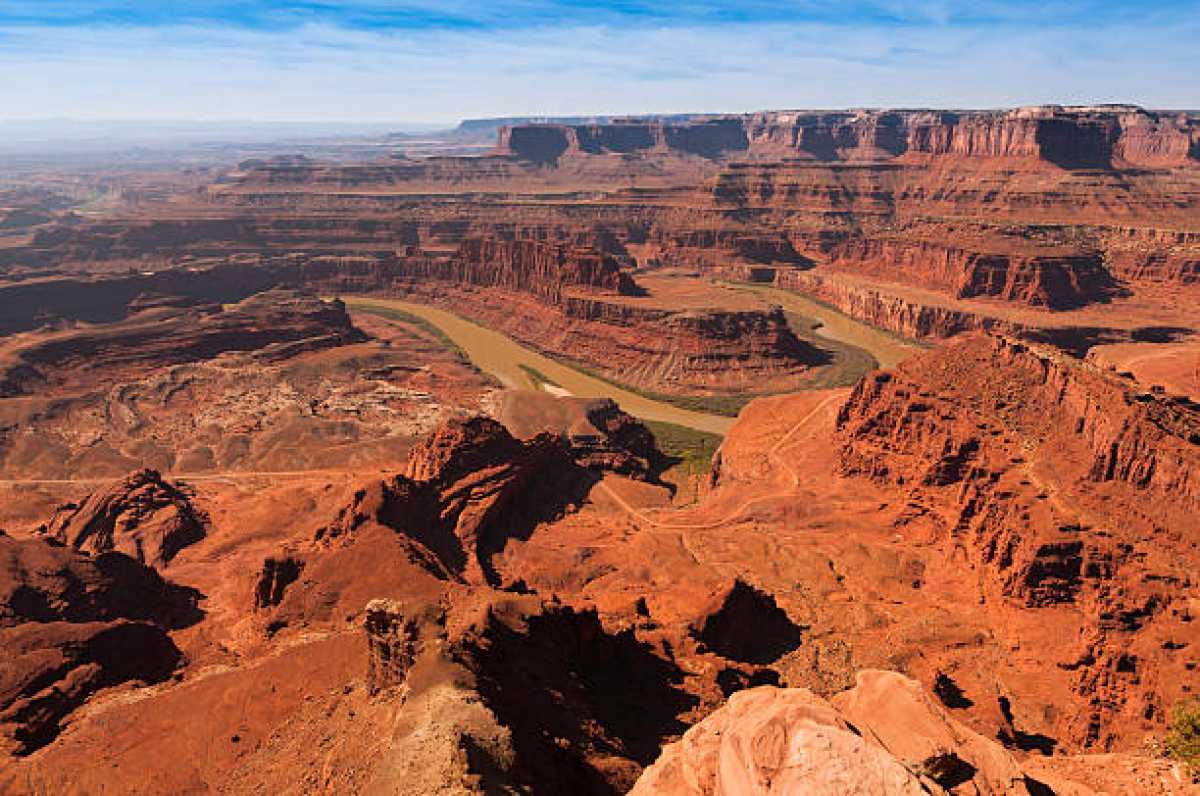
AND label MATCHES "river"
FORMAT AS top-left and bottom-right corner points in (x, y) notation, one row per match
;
(727, 282), (922, 368)
(343, 296), (737, 435)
